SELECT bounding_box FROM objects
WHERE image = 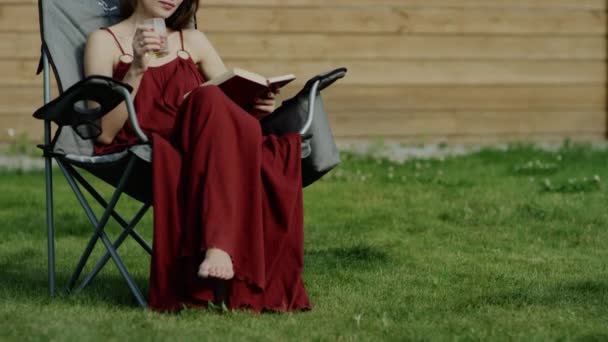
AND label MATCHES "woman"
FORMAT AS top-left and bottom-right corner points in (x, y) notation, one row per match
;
(84, 0), (311, 312)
